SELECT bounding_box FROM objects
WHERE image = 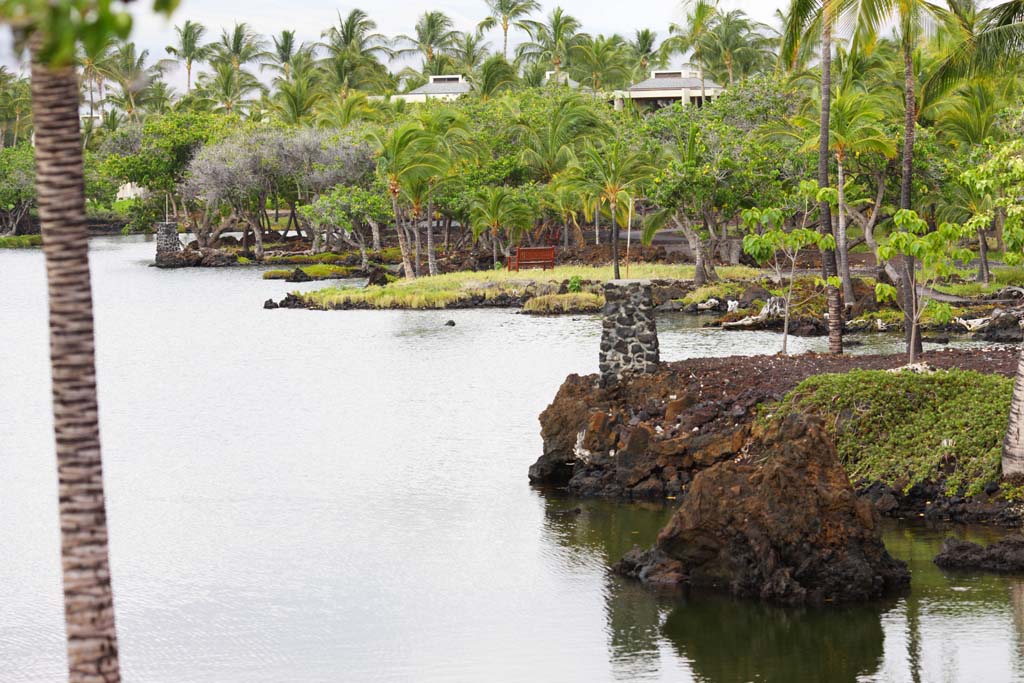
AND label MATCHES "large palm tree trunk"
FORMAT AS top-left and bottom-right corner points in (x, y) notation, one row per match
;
(818, 10), (843, 355)
(1004, 345), (1024, 477)
(30, 43), (122, 683)
(391, 197), (415, 278)
(837, 157), (855, 302)
(426, 199), (438, 277)
(610, 199), (620, 280)
(900, 35), (922, 361)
